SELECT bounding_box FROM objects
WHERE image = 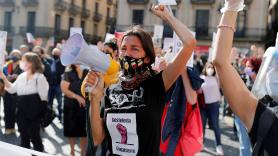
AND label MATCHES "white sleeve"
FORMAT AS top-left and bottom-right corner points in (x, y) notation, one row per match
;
(37, 74), (49, 101)
(5, 76), (19, 94)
